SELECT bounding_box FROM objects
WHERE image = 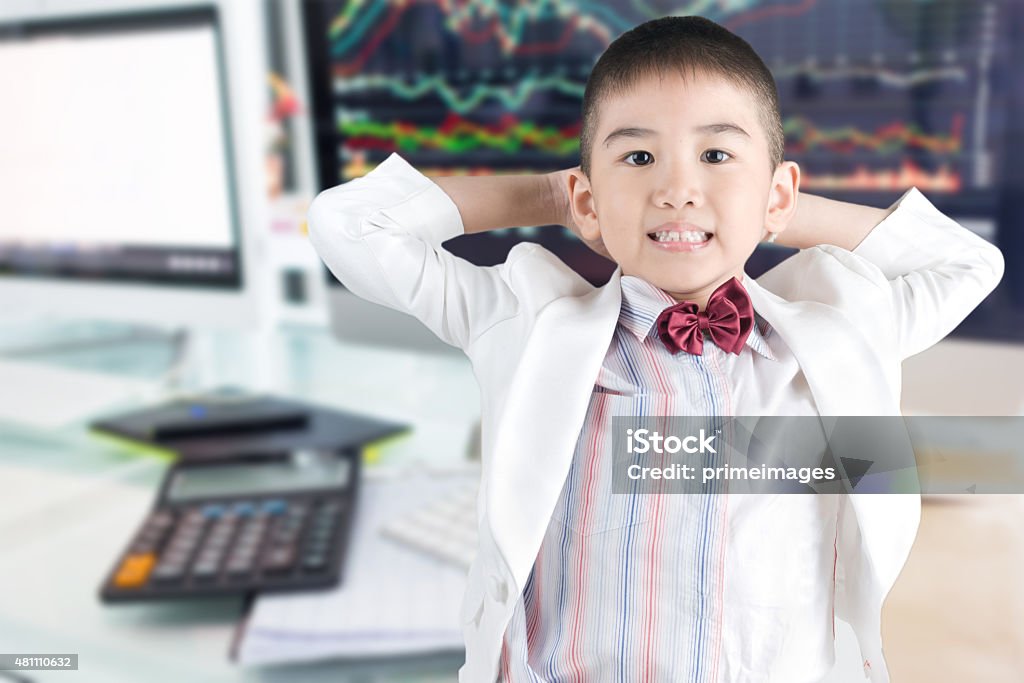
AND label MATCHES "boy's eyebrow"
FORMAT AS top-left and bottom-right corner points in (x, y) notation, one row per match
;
(695, 122), (751, 139)
(602, 126), (657, 148)
(602, 122), (751, 148)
